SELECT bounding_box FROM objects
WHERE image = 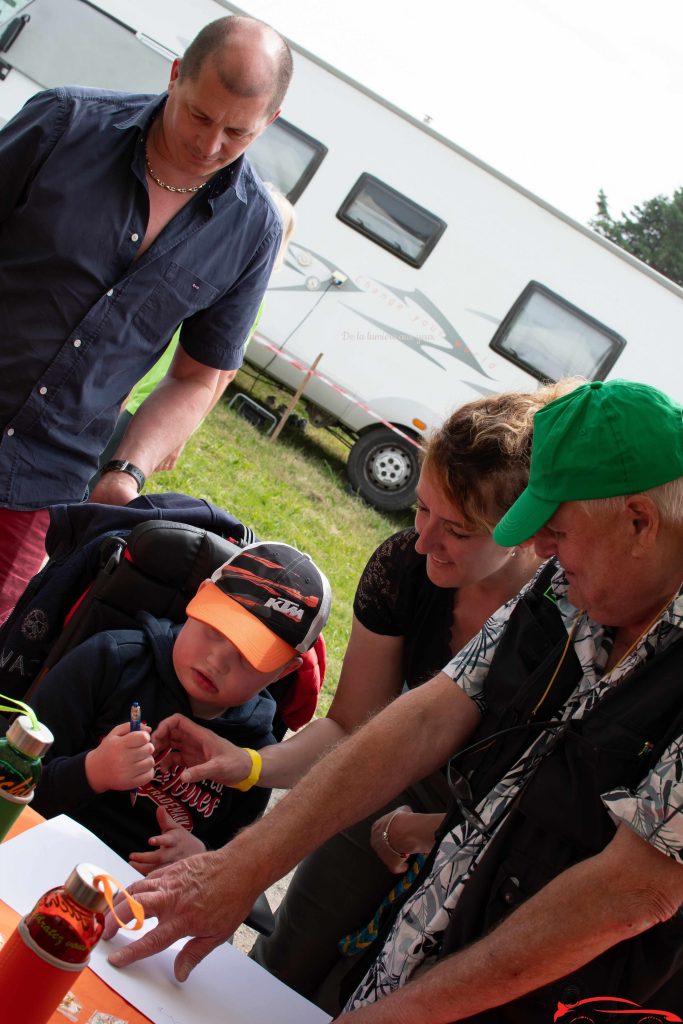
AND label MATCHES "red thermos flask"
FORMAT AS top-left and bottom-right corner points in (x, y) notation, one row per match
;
(0, 862), (107, 1023)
